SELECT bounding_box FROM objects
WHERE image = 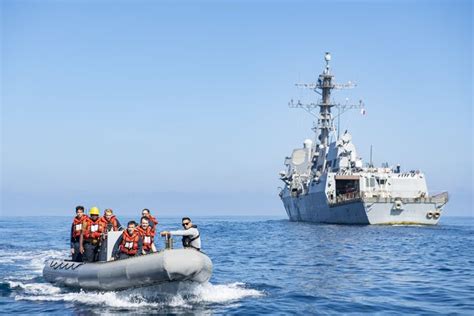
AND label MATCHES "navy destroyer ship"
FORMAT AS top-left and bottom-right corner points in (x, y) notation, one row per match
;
(279, 53), (448, 225)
